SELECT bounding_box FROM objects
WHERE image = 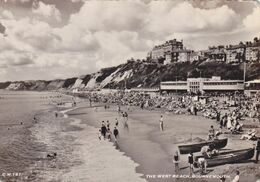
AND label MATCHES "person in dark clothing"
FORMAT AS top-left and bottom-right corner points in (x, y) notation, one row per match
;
(255, 138), (260, 163)
(141, 102), (144, 110)
(113, 127), (119, 140)
(216, 112), (220, 122)
(107, 127), (111, 141)
(173, 151), (180, 174)
(194, 106), (197, 116)
(188, 153), (194, 176)
(101, 124), (107, 140)
(115, 118), (119, 127)
(220, 118), (224, 129)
